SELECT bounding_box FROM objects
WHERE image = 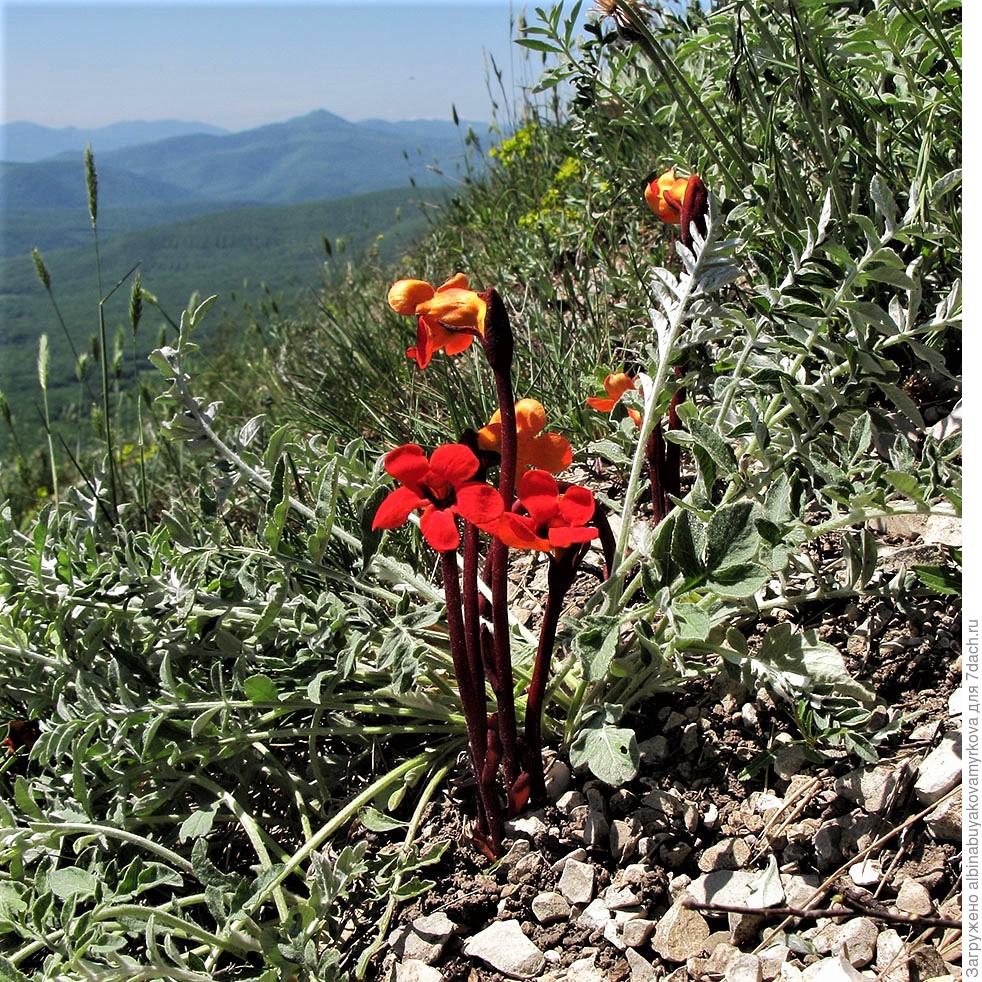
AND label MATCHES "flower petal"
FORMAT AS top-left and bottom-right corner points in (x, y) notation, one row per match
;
(372, 486), (426, 529)
(514, 398), (547, 437)
(442, 330), (476, 356)
(627, 408), (642, 428)
(518, 469), (560, 527)
(454, 482), (505, 524)
(437, 272), (470, 292)
(495, 512), (551, 552)
(417, 288), (487, 334)
(476, 421), (502, 453)
(429, 443), (479, 487)
(525, 433), (573, 474)
(558, 484), (596, 526)
(586, 396), (617, 413)
(384, 444), (429, 486)
(388, 278), (434, 315)
(548, 524), (599, 548)
(604, 372), (636, 400)
(420, 505), (460, 552)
